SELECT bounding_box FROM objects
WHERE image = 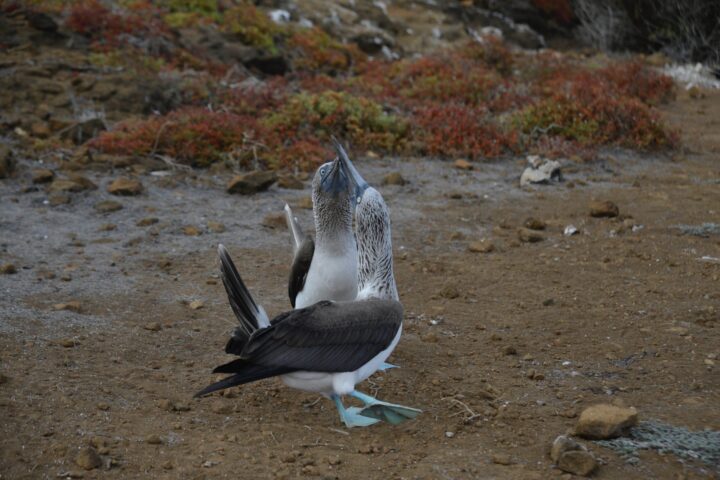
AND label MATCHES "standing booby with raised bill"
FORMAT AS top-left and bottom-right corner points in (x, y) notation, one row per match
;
(196, 154), (419, 427)
(284, 152), (358, 309)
